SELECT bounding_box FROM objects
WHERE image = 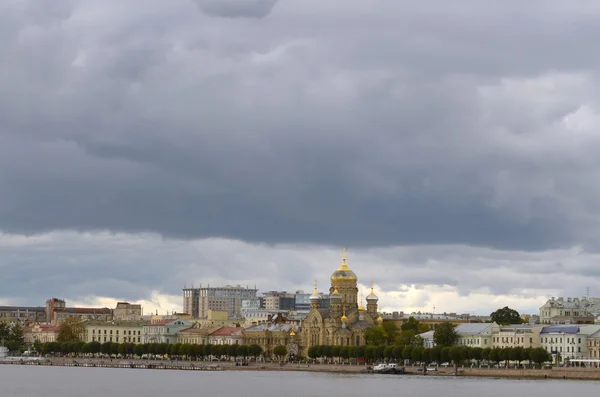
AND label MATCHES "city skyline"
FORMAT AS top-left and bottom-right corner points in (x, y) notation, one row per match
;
(2, 1), (600, 316)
